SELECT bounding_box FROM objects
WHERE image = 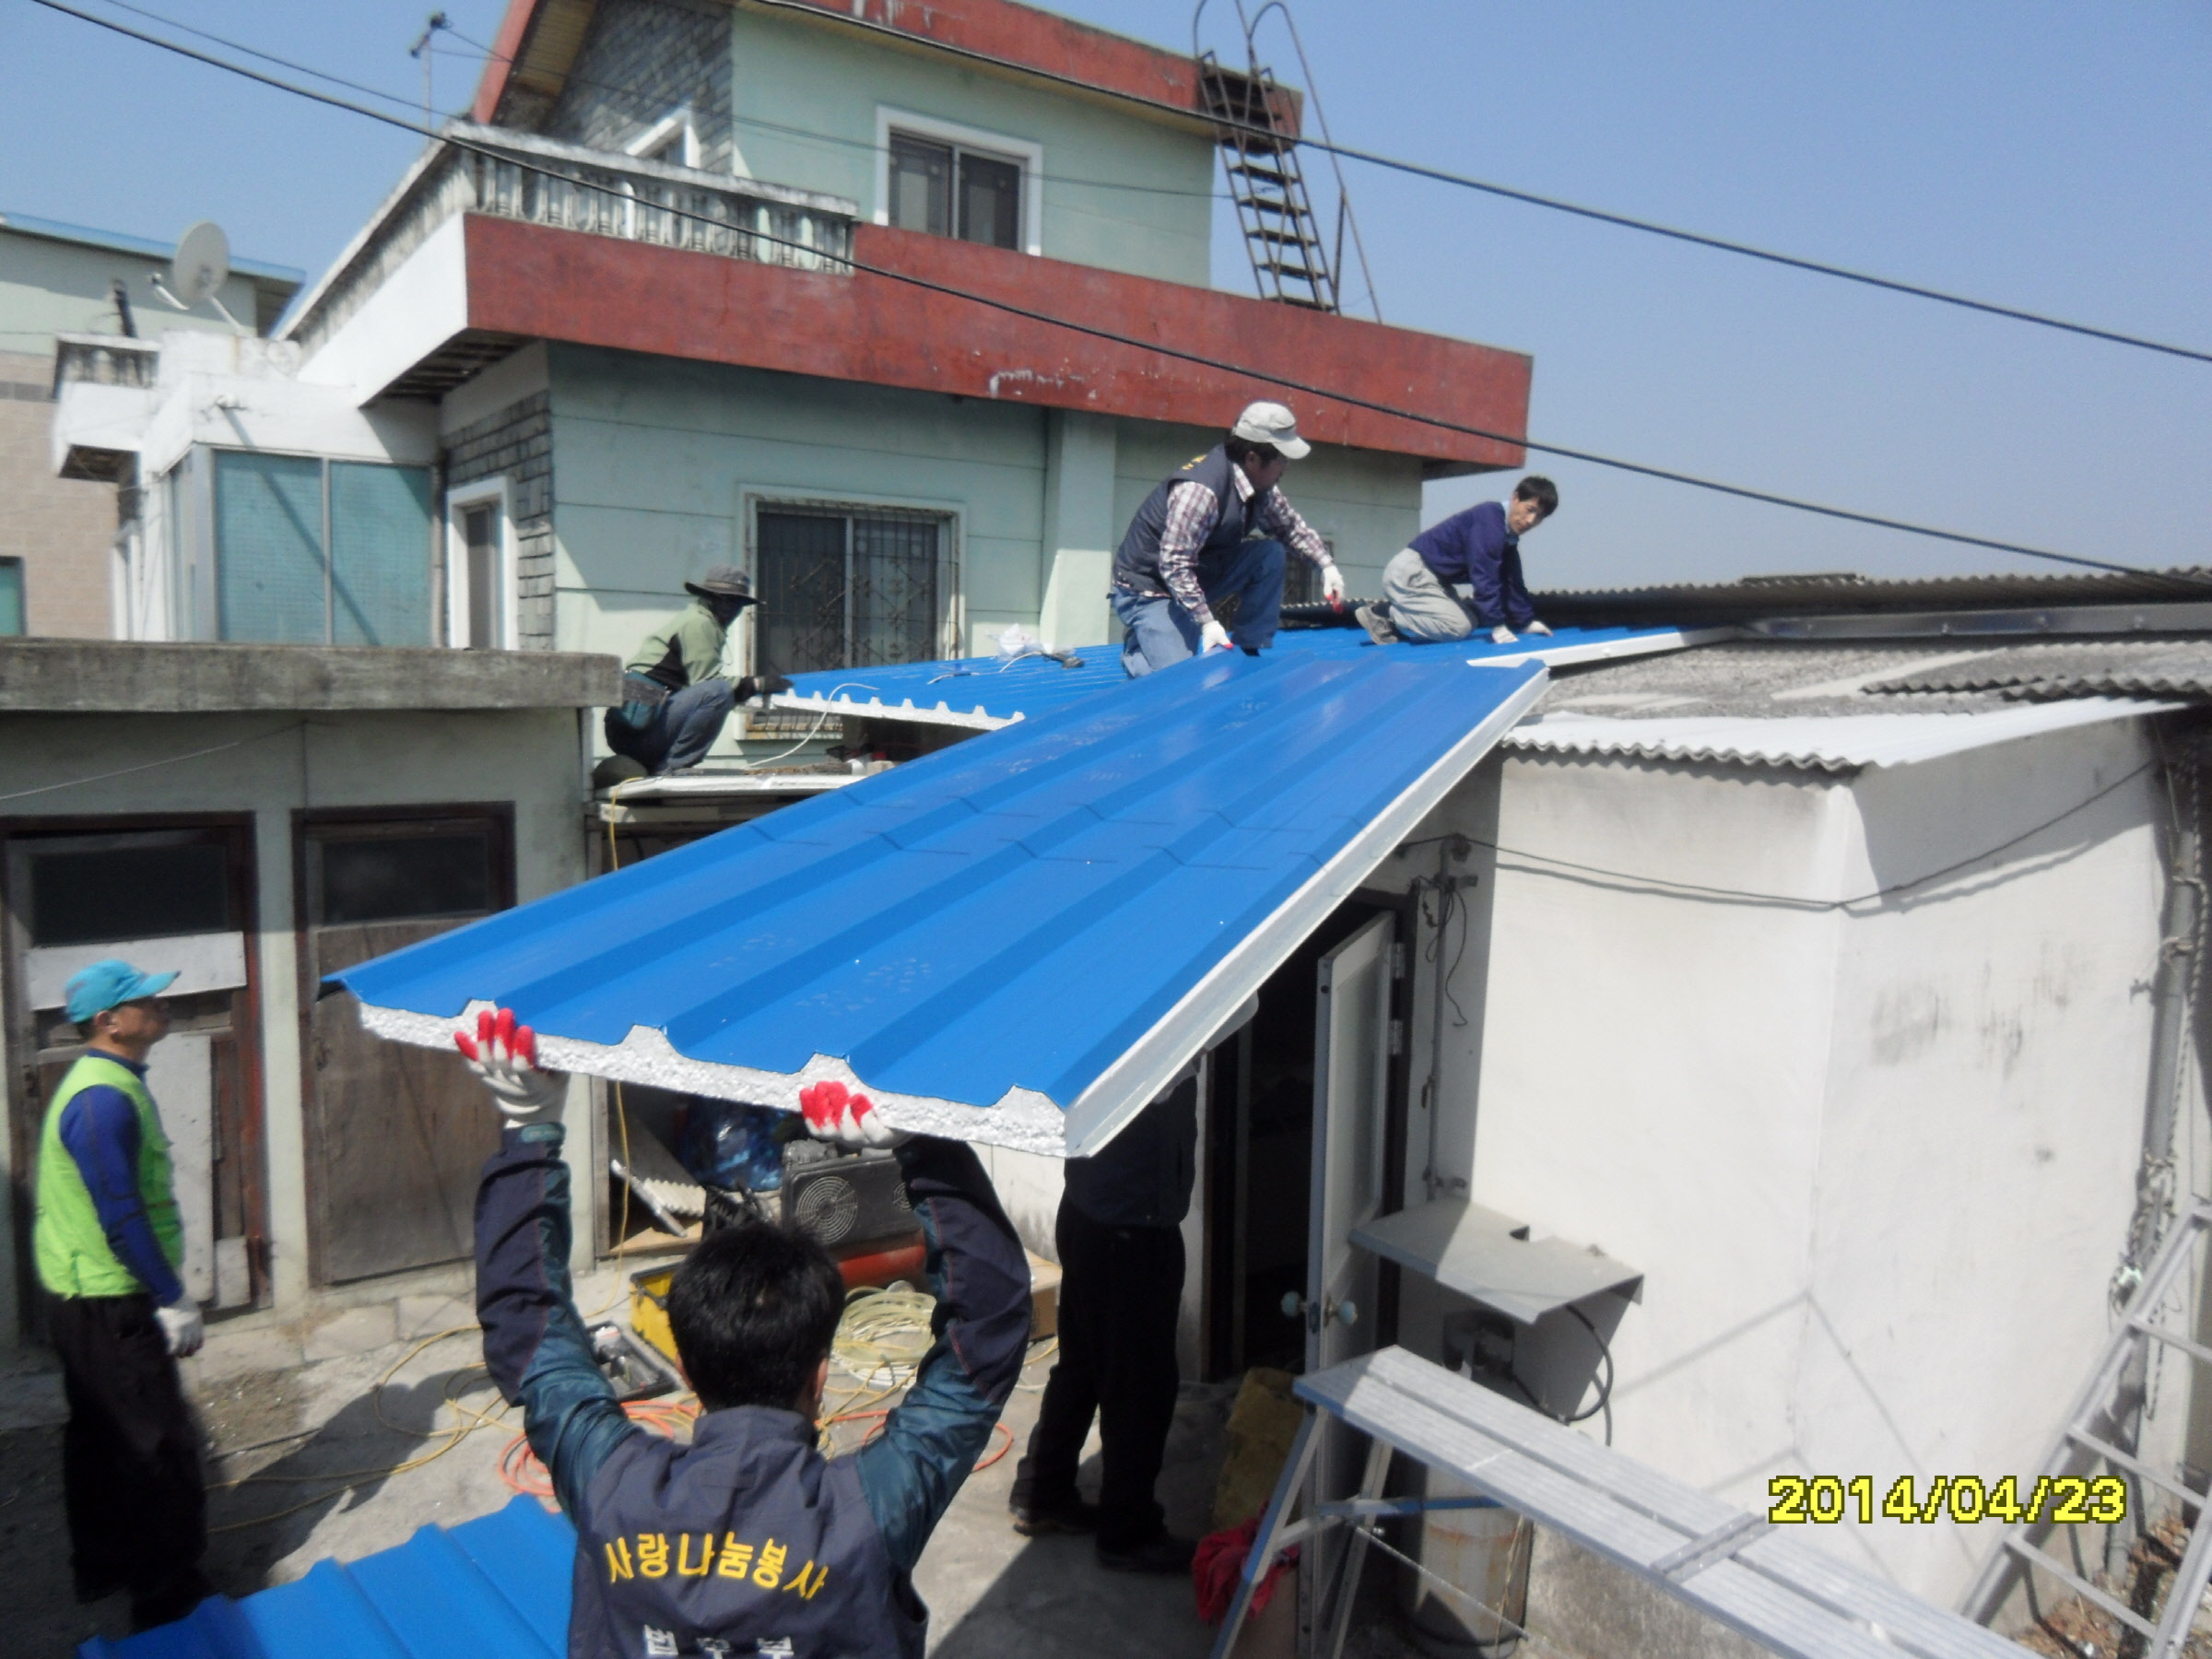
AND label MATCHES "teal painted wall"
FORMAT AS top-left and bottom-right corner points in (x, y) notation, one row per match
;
(547, 348), (1426, 760)
(1111, 420), (1426, 600)
(0, 227), (278, 352)
(725, 9), (1216, 287)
